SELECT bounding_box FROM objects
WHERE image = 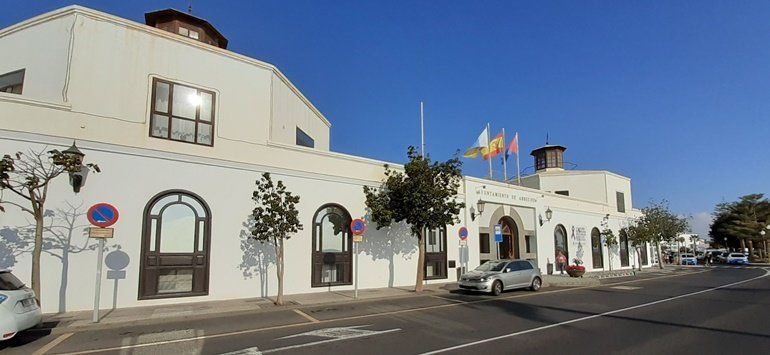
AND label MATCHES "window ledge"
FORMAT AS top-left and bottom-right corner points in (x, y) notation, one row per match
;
(0, 93), (72, 111)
